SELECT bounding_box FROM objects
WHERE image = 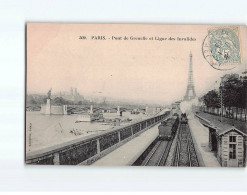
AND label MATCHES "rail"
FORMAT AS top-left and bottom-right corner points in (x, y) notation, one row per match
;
(173, 123), (199, 167)
(157, 140), (173, 166)
(26, 112), (170, 165)
(142, 141), (163, 166)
